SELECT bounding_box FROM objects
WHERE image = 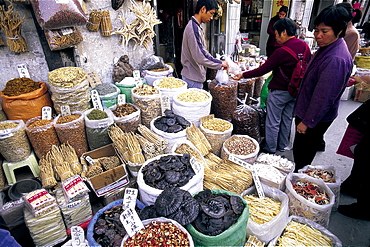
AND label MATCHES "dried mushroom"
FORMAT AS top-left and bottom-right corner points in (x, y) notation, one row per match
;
(112, 55), (134, 82)
(153, 110), (190, 133)
(192, 190), (245, 236)
(154, 187), (183, 216)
